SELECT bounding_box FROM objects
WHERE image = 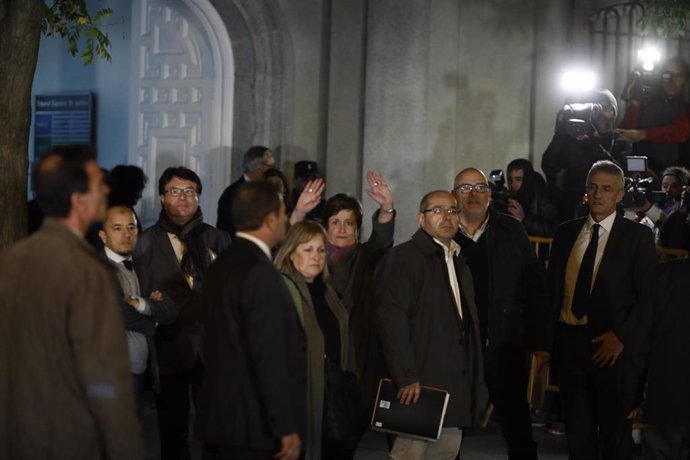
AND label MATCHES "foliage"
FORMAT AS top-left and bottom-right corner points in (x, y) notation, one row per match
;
(41, 0), (113, 65)
(639, 0), (690, 37)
